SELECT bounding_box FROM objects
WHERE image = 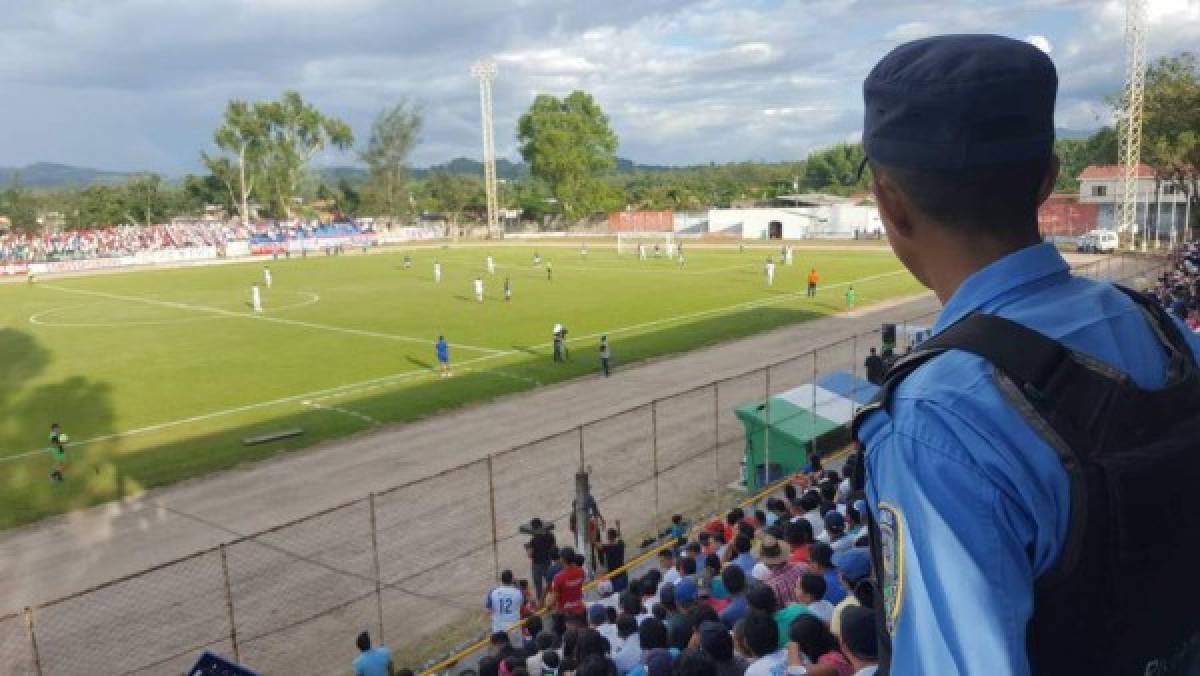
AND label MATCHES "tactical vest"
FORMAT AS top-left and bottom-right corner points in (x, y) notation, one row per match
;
(851, 287), (1200, 675)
